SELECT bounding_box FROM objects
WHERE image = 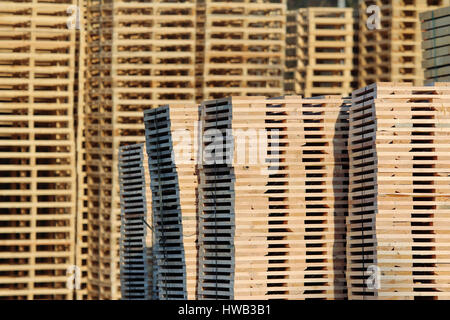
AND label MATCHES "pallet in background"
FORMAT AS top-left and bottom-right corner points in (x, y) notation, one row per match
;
(0, 0), (78, 300)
